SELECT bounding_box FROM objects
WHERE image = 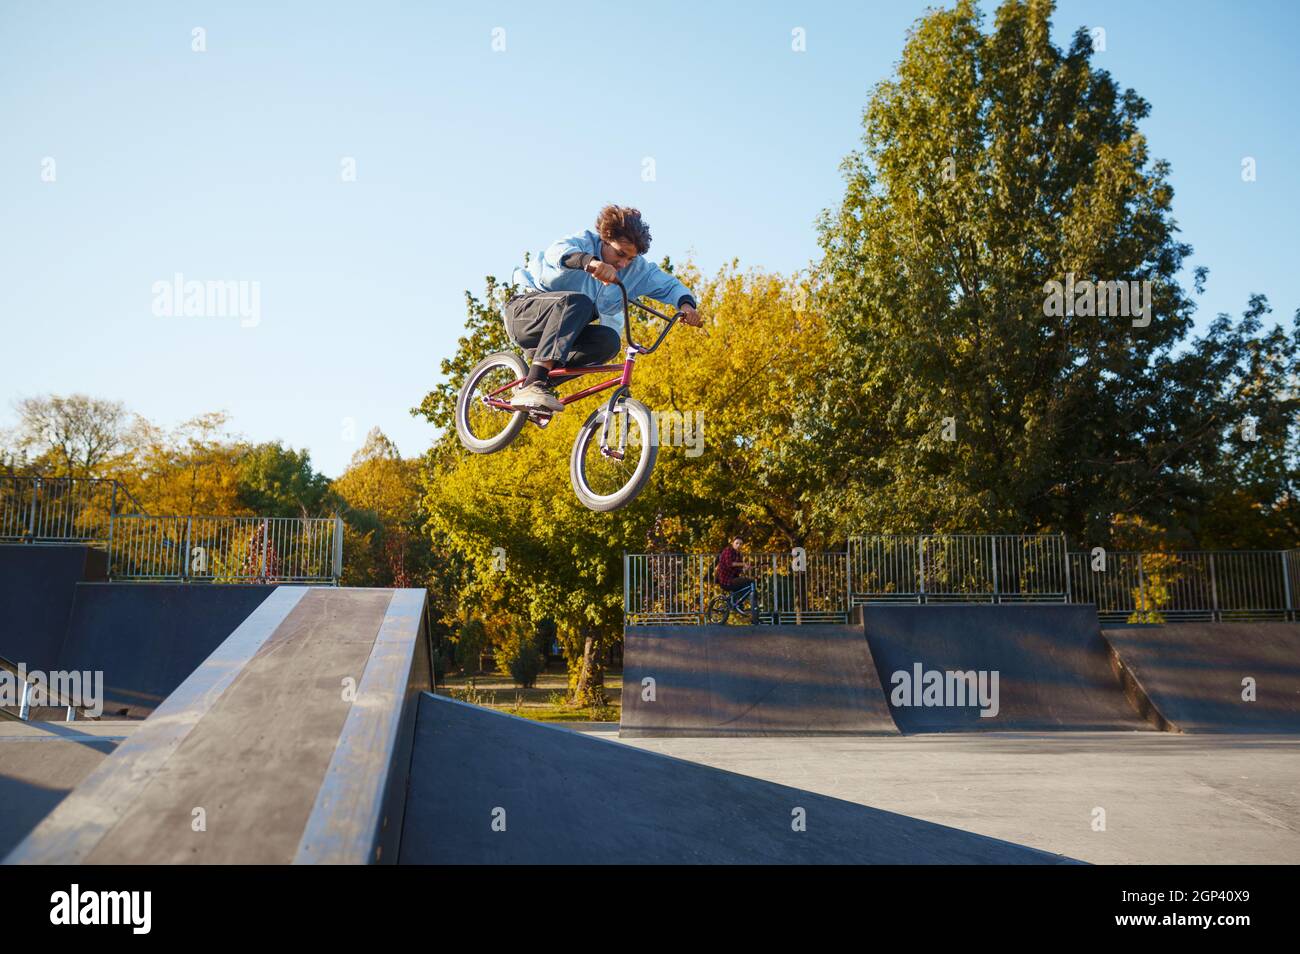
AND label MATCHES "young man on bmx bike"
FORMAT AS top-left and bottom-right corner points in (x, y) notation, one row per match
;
(503, 204), (702, 412)
(454, 205), (704, 512)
